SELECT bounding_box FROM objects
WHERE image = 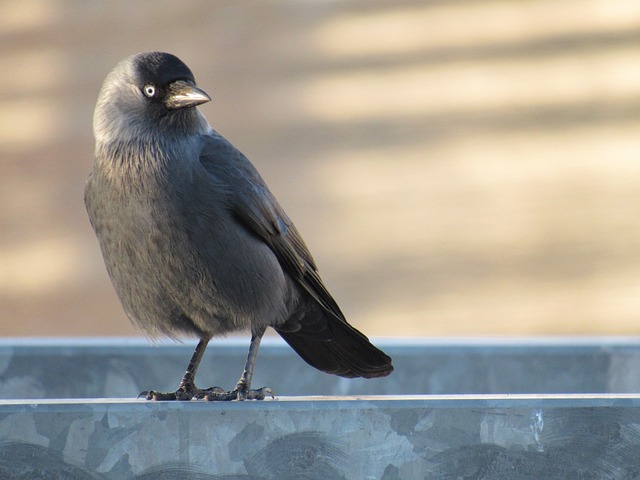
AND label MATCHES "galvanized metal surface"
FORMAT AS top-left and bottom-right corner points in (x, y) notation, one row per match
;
(1, 339), (640, 478)
(1, 337), (640, 399)
(2, 396), (640, 479)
